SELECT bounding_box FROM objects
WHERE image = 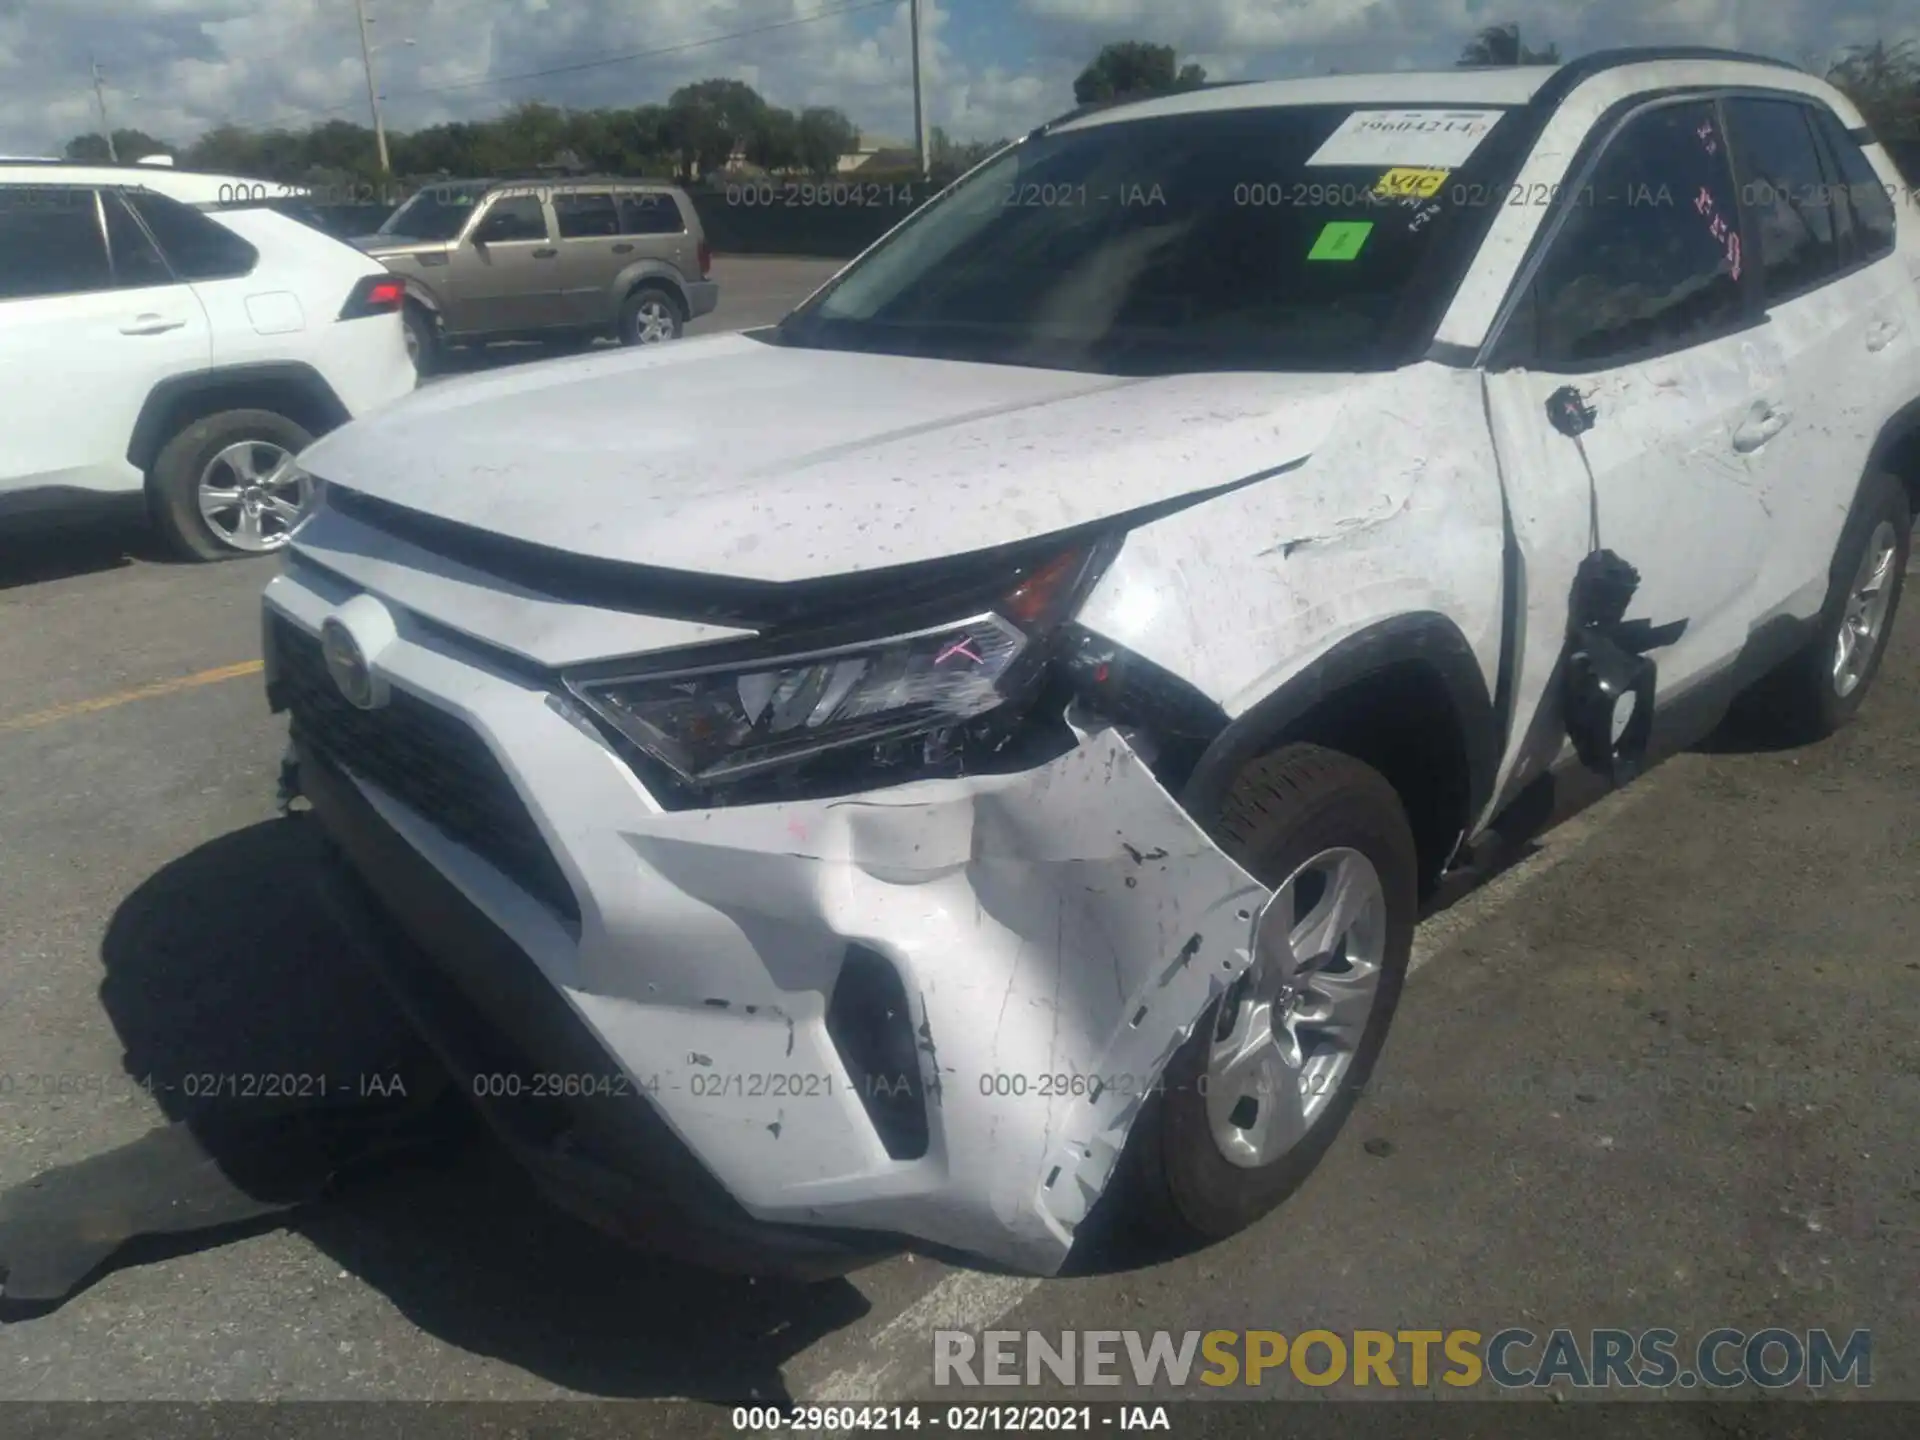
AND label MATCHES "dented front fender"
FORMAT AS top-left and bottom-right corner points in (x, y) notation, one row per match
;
(587, 731), (1268, 1274)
